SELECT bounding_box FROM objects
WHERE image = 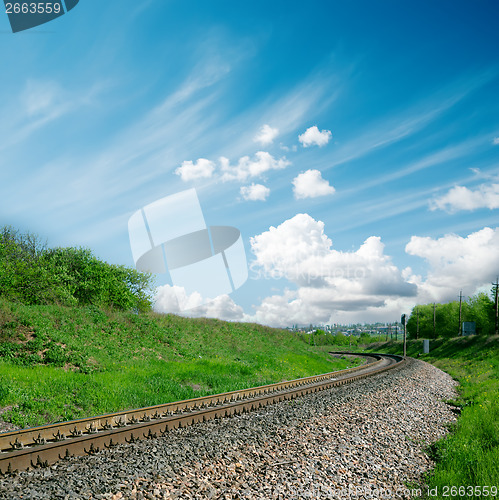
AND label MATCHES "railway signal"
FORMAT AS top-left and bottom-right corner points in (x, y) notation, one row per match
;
(401, 314), (407, 358)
